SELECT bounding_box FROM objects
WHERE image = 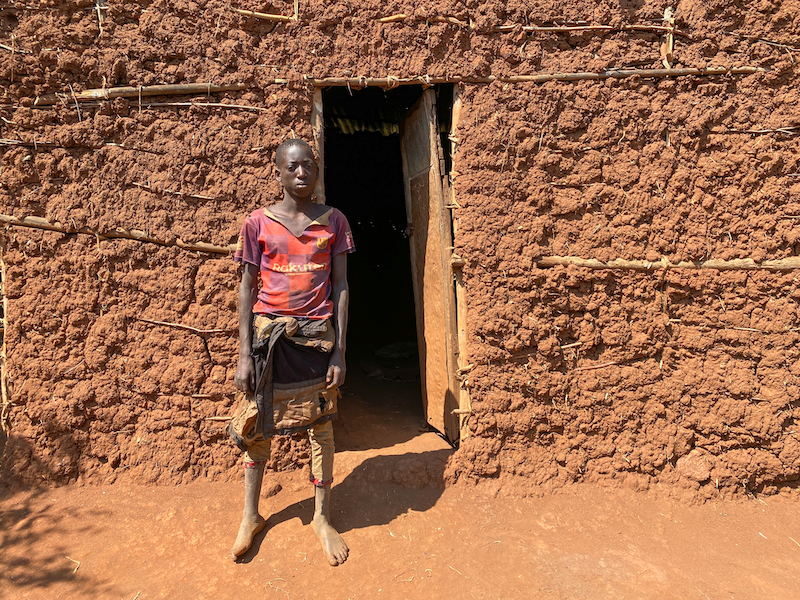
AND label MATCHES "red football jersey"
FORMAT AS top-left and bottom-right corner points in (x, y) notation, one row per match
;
(234, 207), (355, 319)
